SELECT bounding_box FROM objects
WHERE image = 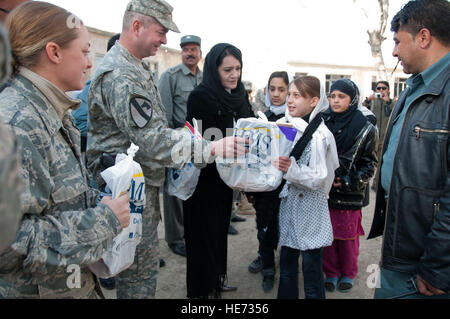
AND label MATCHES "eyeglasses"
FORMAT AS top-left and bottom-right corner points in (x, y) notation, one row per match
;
(376, 86), (388, 91)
